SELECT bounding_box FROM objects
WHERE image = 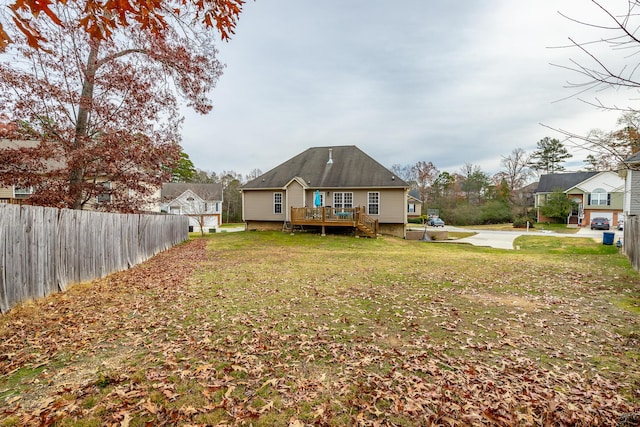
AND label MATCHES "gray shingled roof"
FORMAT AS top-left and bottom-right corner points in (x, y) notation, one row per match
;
(535, 172), (599, 193)
(161, 183), (223, 201)
(408, 189), (422, 202)
(242, 146), (409, 189)
(626, 152), (640, 164)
